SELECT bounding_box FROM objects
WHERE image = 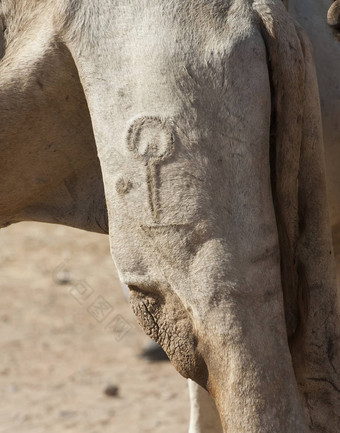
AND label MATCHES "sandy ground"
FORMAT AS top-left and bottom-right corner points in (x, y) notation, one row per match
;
(0, 222), (189, 433)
